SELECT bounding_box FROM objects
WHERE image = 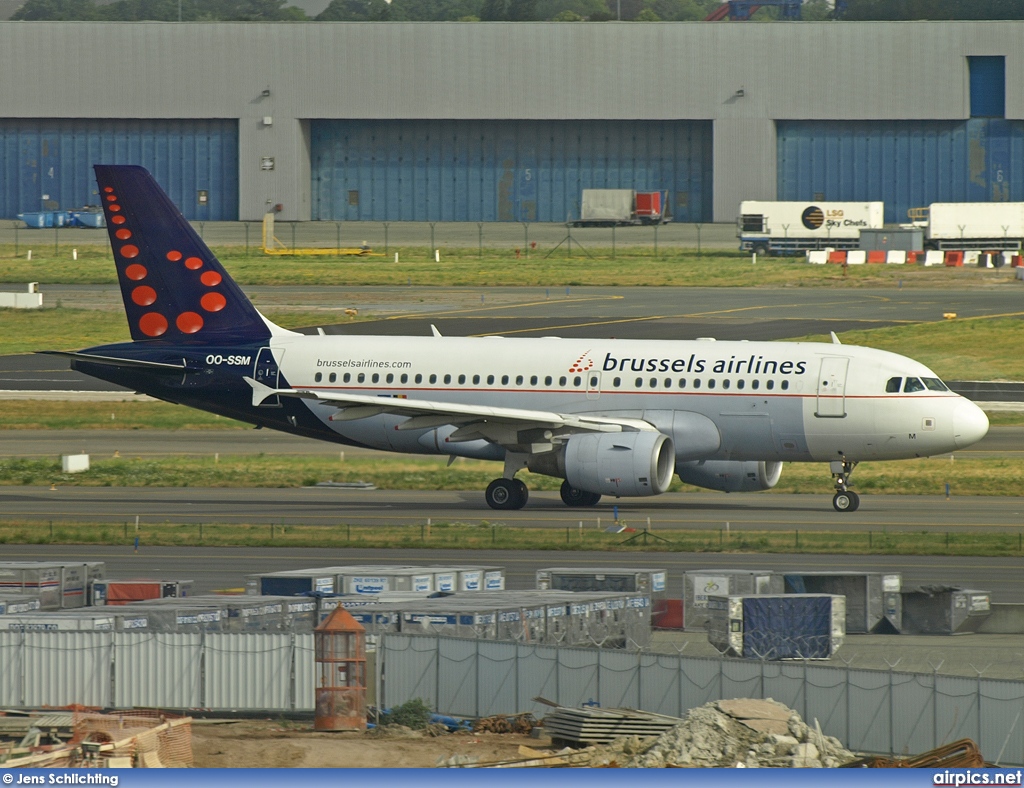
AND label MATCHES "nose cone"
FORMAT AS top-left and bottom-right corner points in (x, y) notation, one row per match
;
(953, 400), (989, 449)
